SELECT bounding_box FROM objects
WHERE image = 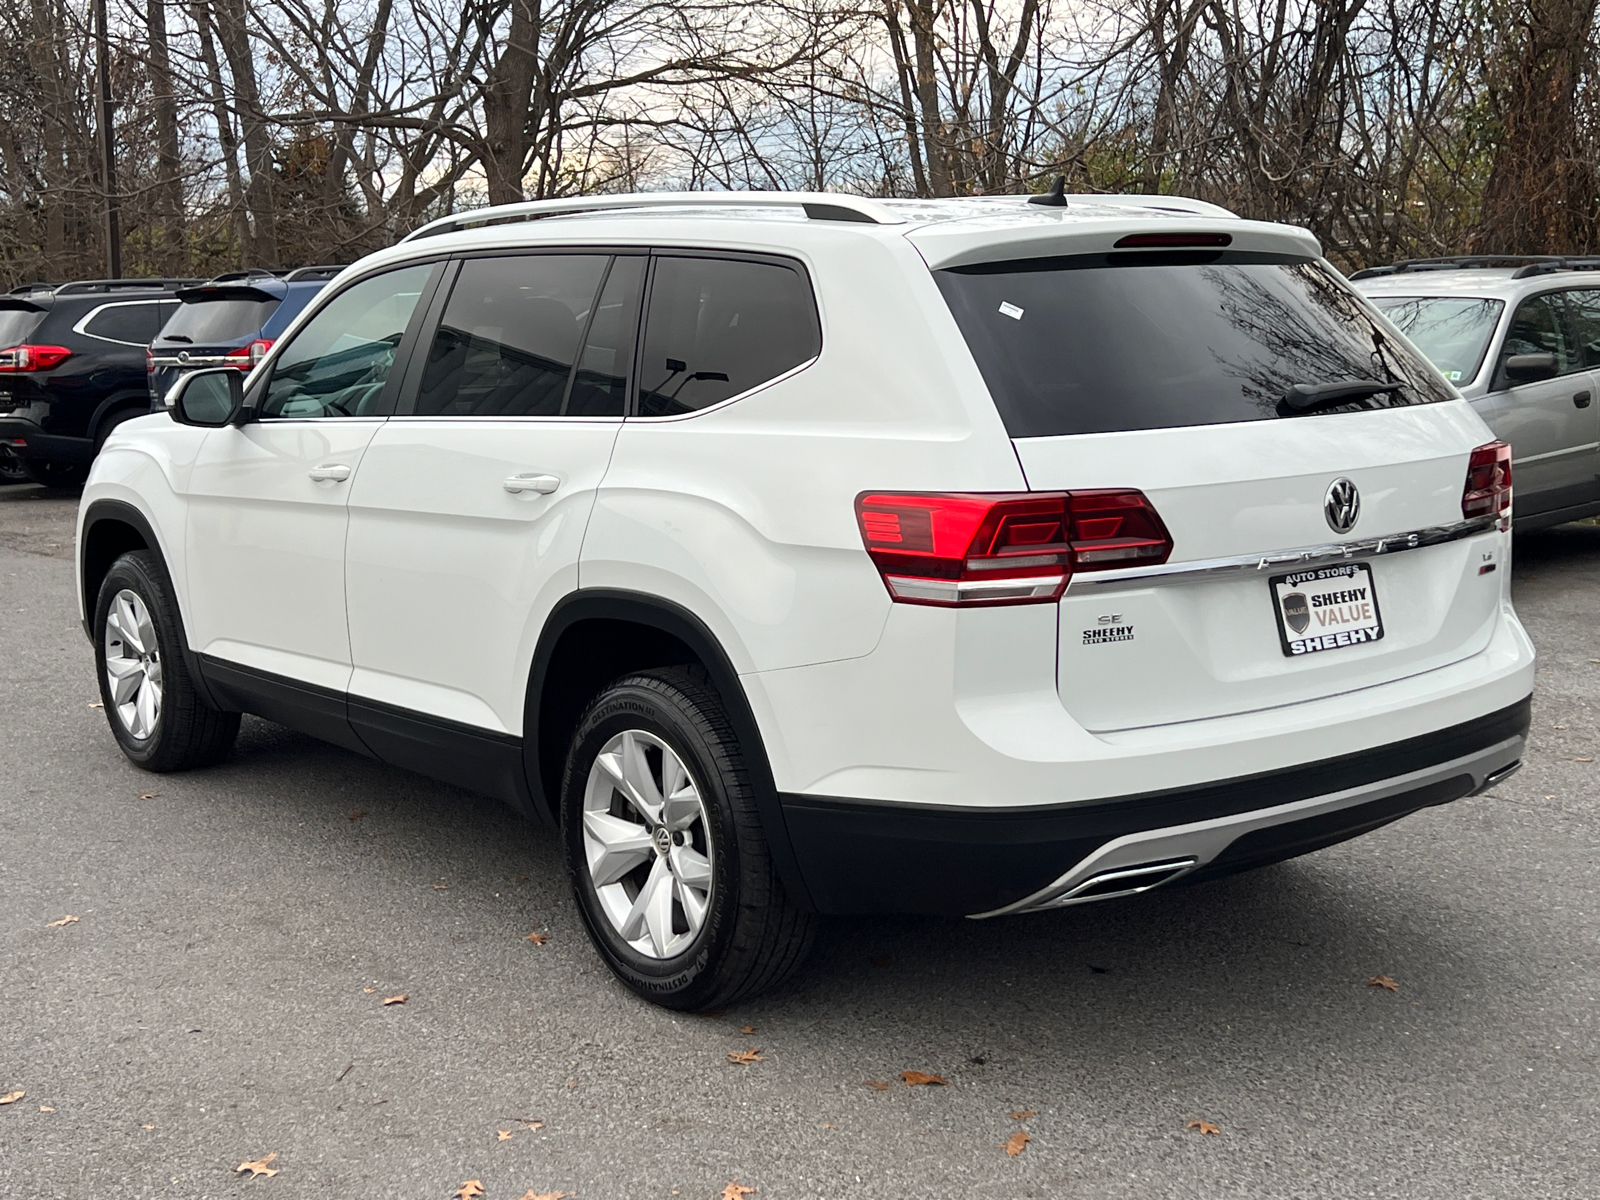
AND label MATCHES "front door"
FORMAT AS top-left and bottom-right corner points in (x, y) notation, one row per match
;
(343, 252), (643, 751)
(1491, 289), (1600, 517)
(183, 262), (438, 696)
